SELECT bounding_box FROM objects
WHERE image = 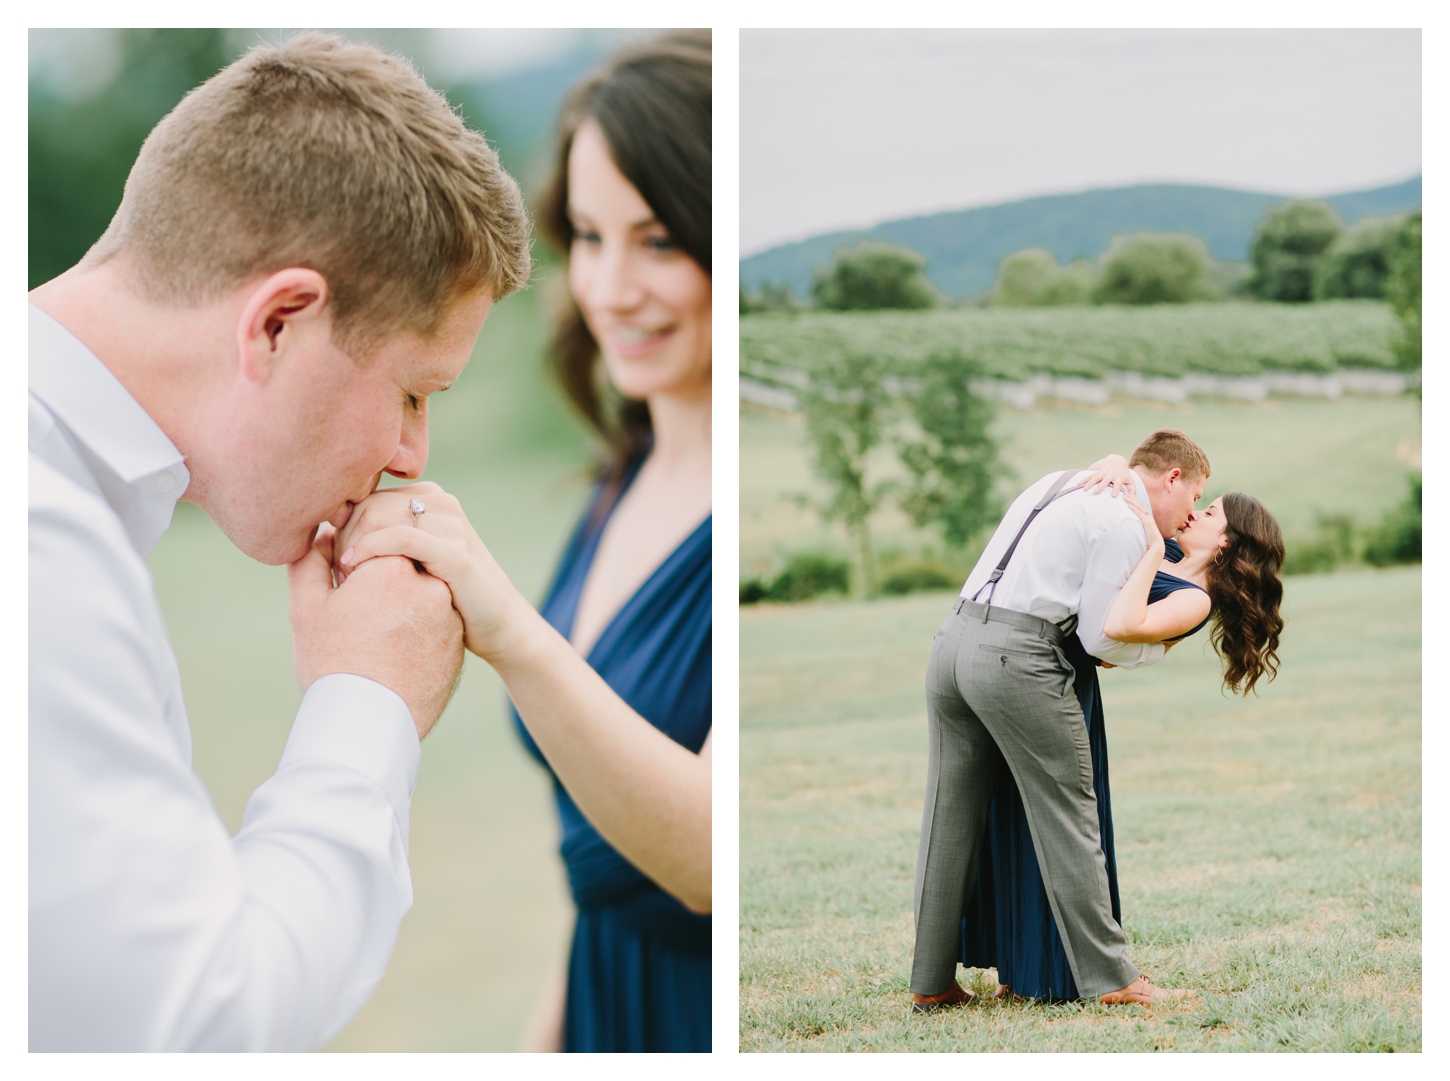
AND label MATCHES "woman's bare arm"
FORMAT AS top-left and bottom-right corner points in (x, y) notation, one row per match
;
(335, 484), (711, 913)
(491, 618), (712, 913)
(1102, 493), (1210, 644)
